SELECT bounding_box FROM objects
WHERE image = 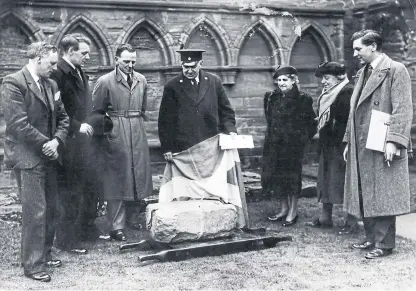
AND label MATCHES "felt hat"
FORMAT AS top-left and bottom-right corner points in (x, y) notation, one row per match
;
(273, 65), (298, 79)
(315, 62), (346, 77)
(85, 109), (113, 136)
